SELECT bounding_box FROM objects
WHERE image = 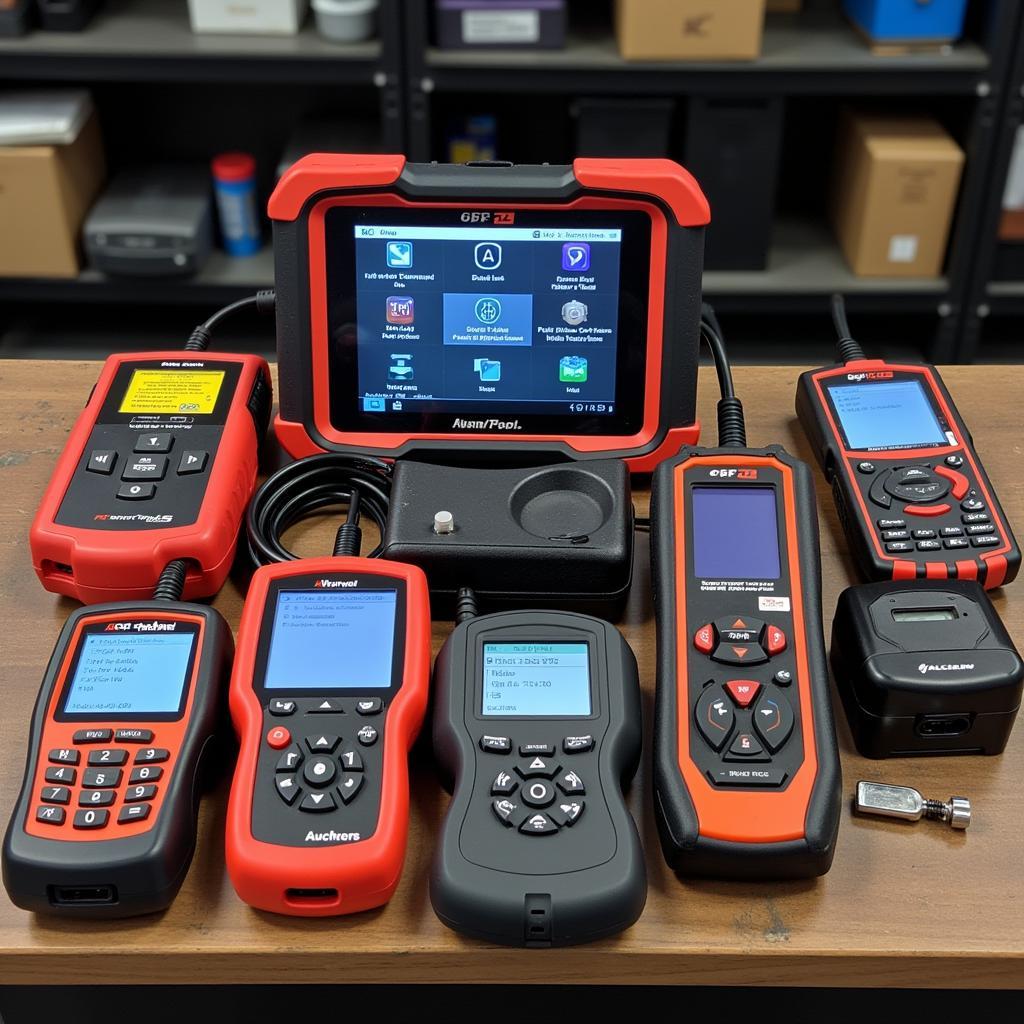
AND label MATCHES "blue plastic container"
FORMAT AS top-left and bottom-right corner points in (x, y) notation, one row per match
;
(211, 151), (261, 257)
(842, 0), (968, 43)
